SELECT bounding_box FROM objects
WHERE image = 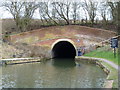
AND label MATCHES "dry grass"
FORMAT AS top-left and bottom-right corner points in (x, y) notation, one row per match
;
(1, 42), (50, 59)
(1, 42), (24, 59)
